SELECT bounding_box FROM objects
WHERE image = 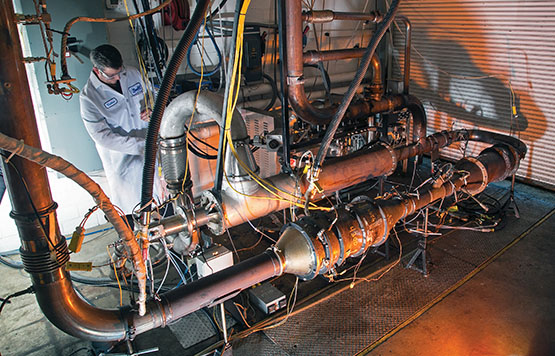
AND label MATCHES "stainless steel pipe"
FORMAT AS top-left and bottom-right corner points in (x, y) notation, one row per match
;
(302, 10), (382, 23)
